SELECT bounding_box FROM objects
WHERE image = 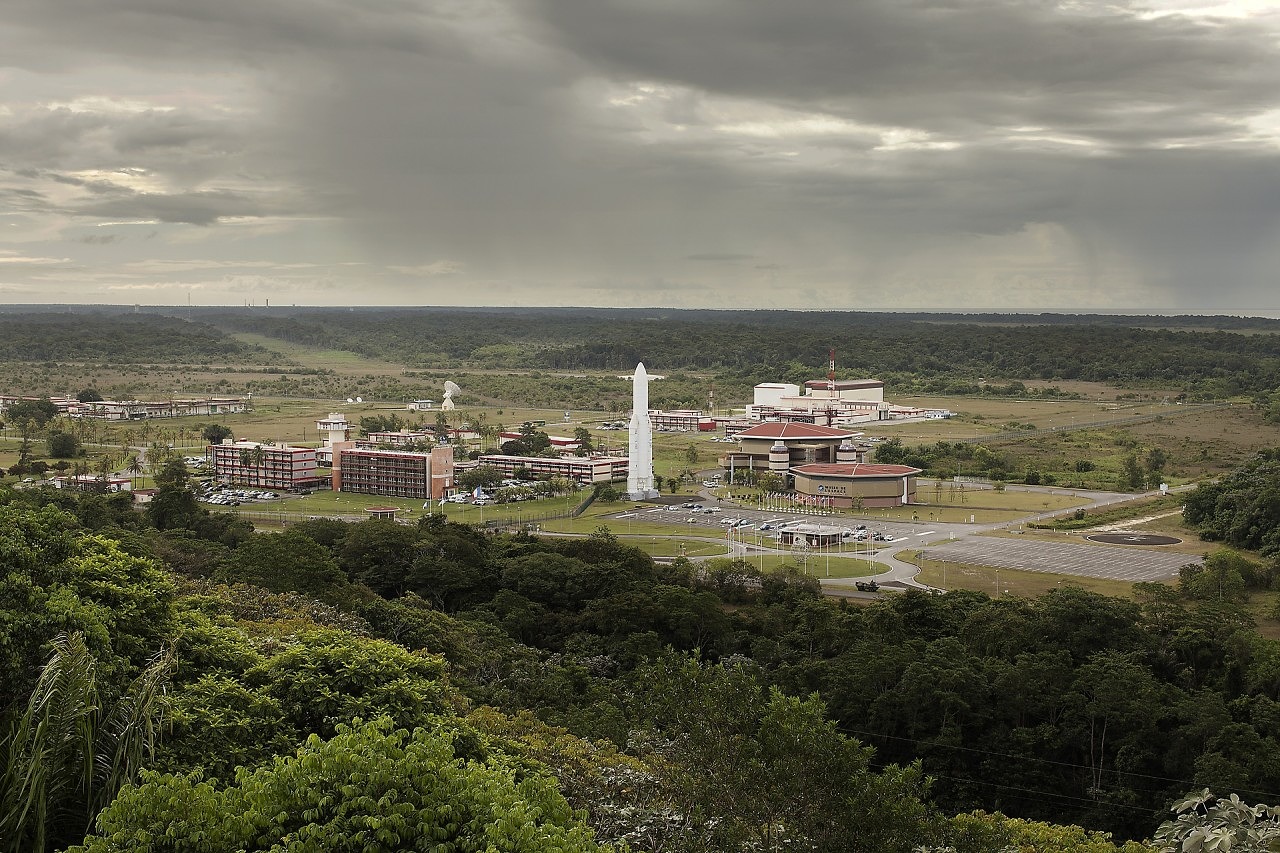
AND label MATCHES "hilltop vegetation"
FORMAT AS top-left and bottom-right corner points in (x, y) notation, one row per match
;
(5, 459), (1280, 850)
